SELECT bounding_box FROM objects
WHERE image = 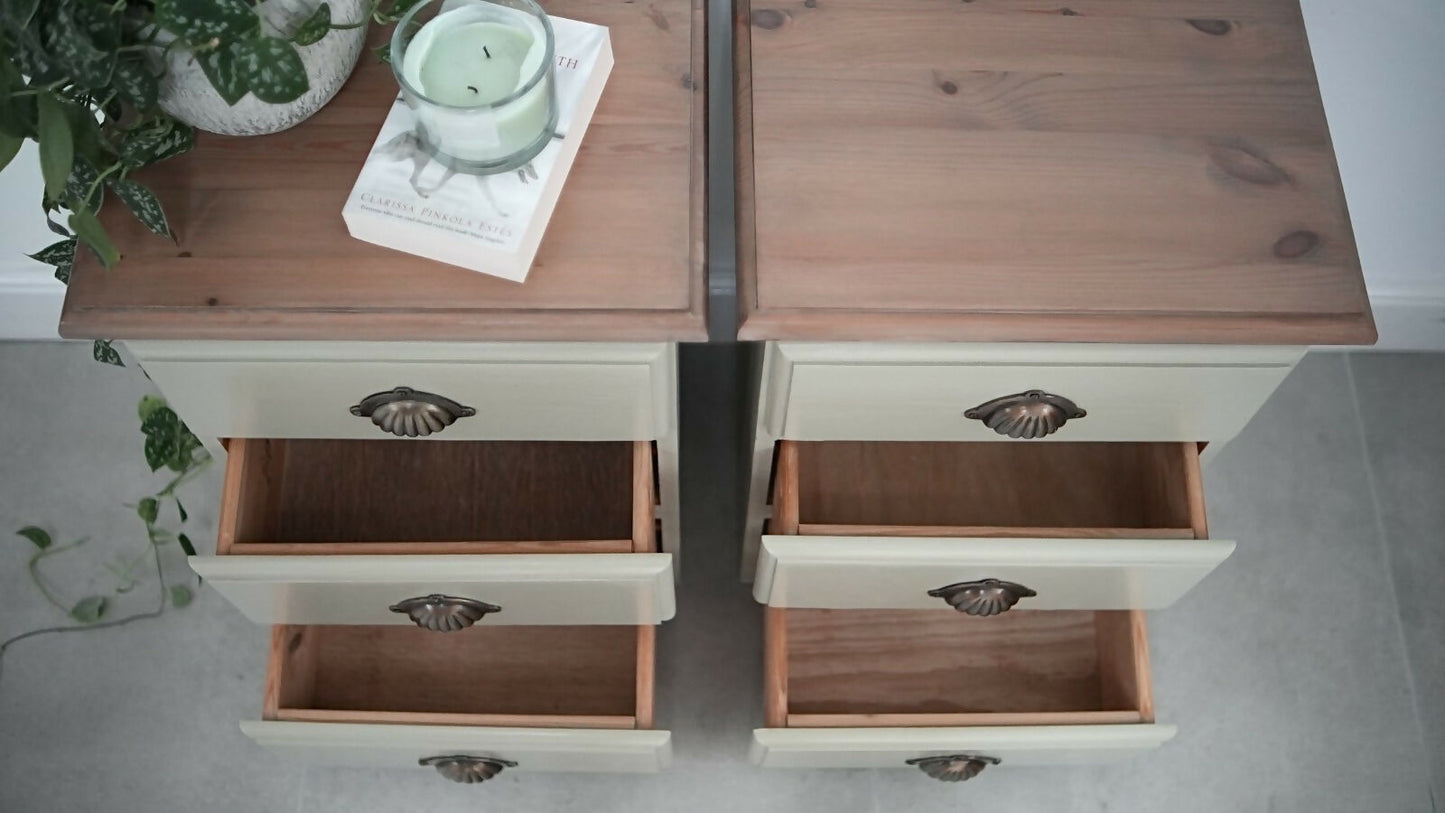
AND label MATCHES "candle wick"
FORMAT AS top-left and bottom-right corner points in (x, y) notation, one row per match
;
(483, 46), (492, 59)
(467, 85), (479, 93)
